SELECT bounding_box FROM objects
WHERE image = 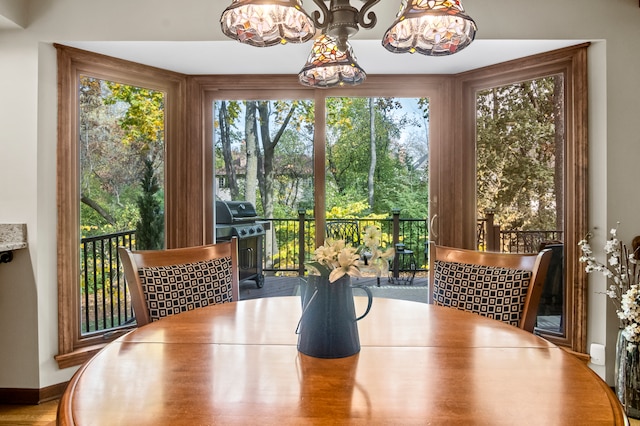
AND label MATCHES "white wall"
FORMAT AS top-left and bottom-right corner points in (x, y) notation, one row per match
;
(0, 0), (26, 28)
(0, 0), (638, 389)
